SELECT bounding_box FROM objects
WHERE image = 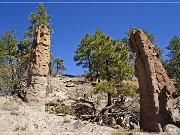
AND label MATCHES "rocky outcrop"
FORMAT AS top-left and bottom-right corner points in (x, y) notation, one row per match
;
(28, 24), (50, 77)
(129, 29), (176, 132)
(27, 25), (50, 102)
